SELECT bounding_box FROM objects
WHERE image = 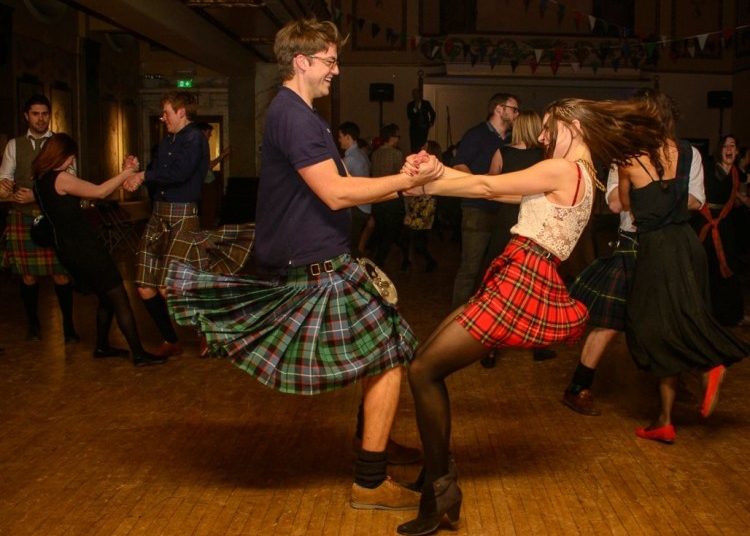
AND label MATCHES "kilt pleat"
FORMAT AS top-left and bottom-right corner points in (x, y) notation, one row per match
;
(568, 236), (636, 331)
(166, 255), (416, 395)
(457, 235), (588, 348)
(1, 210), (68, 276)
